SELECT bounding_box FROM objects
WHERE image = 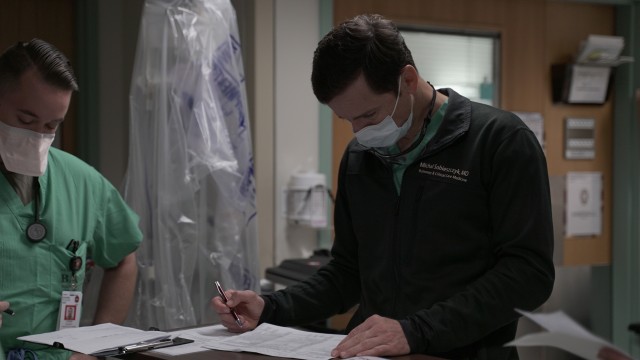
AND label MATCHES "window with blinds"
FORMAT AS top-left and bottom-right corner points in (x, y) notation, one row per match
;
(401, 28), (500, 107)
